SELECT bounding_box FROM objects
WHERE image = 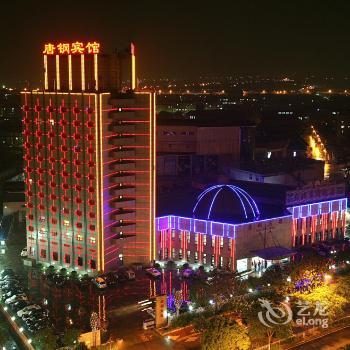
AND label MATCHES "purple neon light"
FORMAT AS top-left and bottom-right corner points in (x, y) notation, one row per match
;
(230, 185), (260, 216)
